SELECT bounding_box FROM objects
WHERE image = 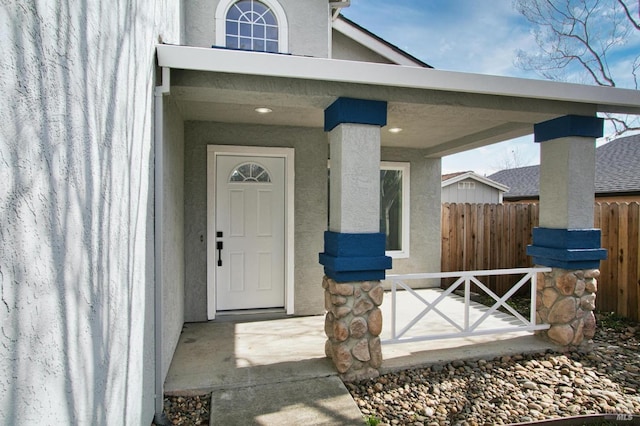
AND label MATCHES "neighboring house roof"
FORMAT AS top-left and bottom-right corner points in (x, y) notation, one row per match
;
(489, 133), (640, 199)
(332, 15), (433, 68)
(441, 171), (509, 192)
(441, 171), (471, 181)
(595, 133), (640, 194)
(488, 165), (540, 199)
